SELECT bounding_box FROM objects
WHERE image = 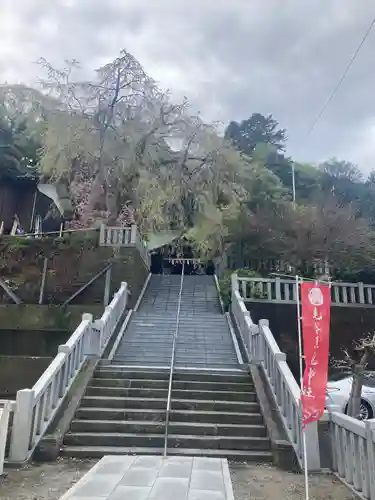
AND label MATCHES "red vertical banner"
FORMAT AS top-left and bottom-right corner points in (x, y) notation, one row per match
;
(300, 283), (331, 427)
